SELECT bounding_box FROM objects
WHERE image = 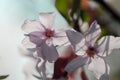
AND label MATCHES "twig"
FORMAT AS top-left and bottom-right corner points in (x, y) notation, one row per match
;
(94, 0), (120, 23)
